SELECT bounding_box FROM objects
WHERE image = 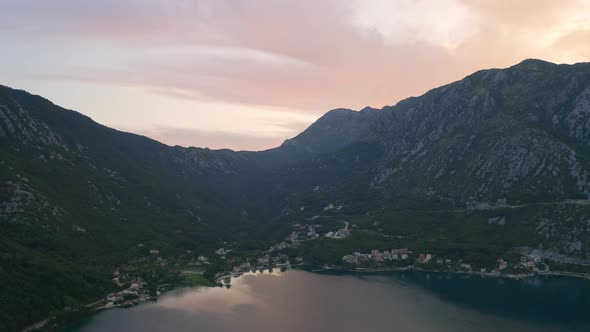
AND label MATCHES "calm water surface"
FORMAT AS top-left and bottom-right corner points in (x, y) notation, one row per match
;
(64, 270), (590, 332)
